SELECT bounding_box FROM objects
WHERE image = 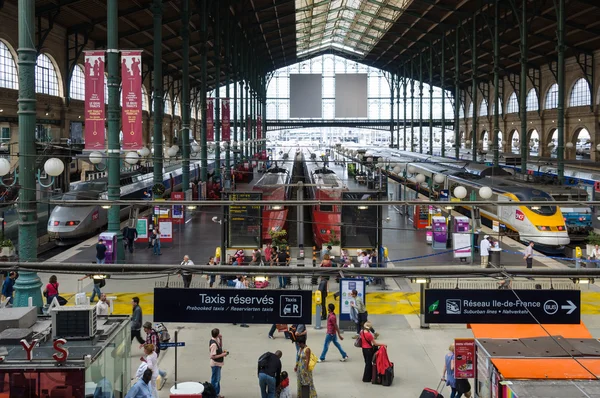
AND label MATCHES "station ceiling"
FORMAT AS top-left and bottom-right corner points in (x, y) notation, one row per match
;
(25, 0), (600, 90)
